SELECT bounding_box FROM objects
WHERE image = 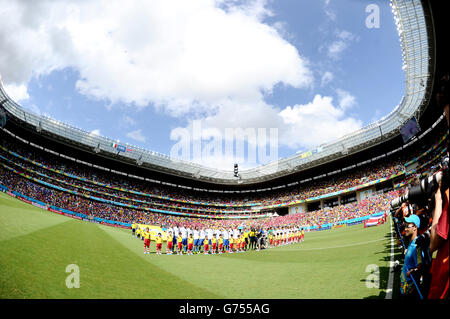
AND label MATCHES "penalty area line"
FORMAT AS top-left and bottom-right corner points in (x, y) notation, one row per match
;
(385, 216), (395, 299)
